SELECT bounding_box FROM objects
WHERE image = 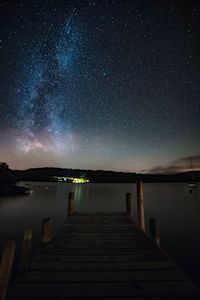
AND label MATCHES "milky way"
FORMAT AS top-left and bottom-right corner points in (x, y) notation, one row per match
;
(1, 0), (200, 172)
